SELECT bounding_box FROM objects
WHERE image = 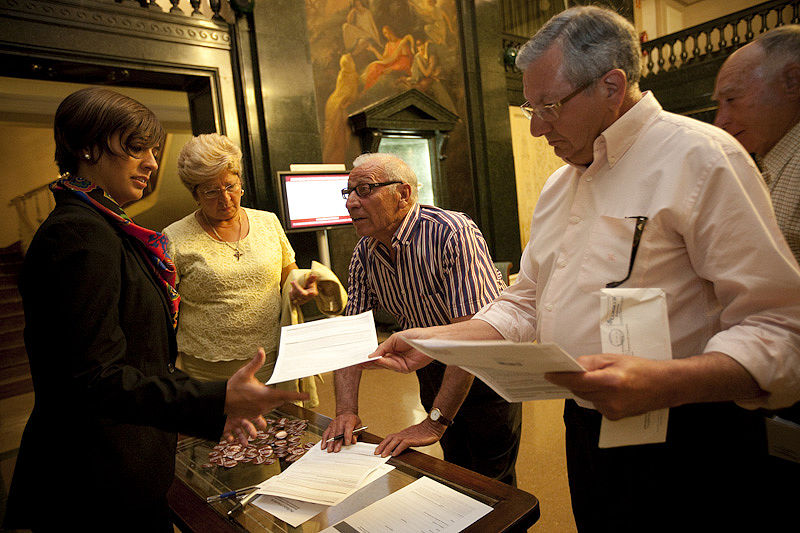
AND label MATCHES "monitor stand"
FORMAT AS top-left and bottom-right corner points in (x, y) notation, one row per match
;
(316, 228), (331, 268)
